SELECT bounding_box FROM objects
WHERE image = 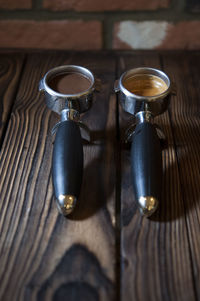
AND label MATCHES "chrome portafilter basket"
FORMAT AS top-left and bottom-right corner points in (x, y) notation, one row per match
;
(39, 65), (99, 216)
(115, 67), (171, 217)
